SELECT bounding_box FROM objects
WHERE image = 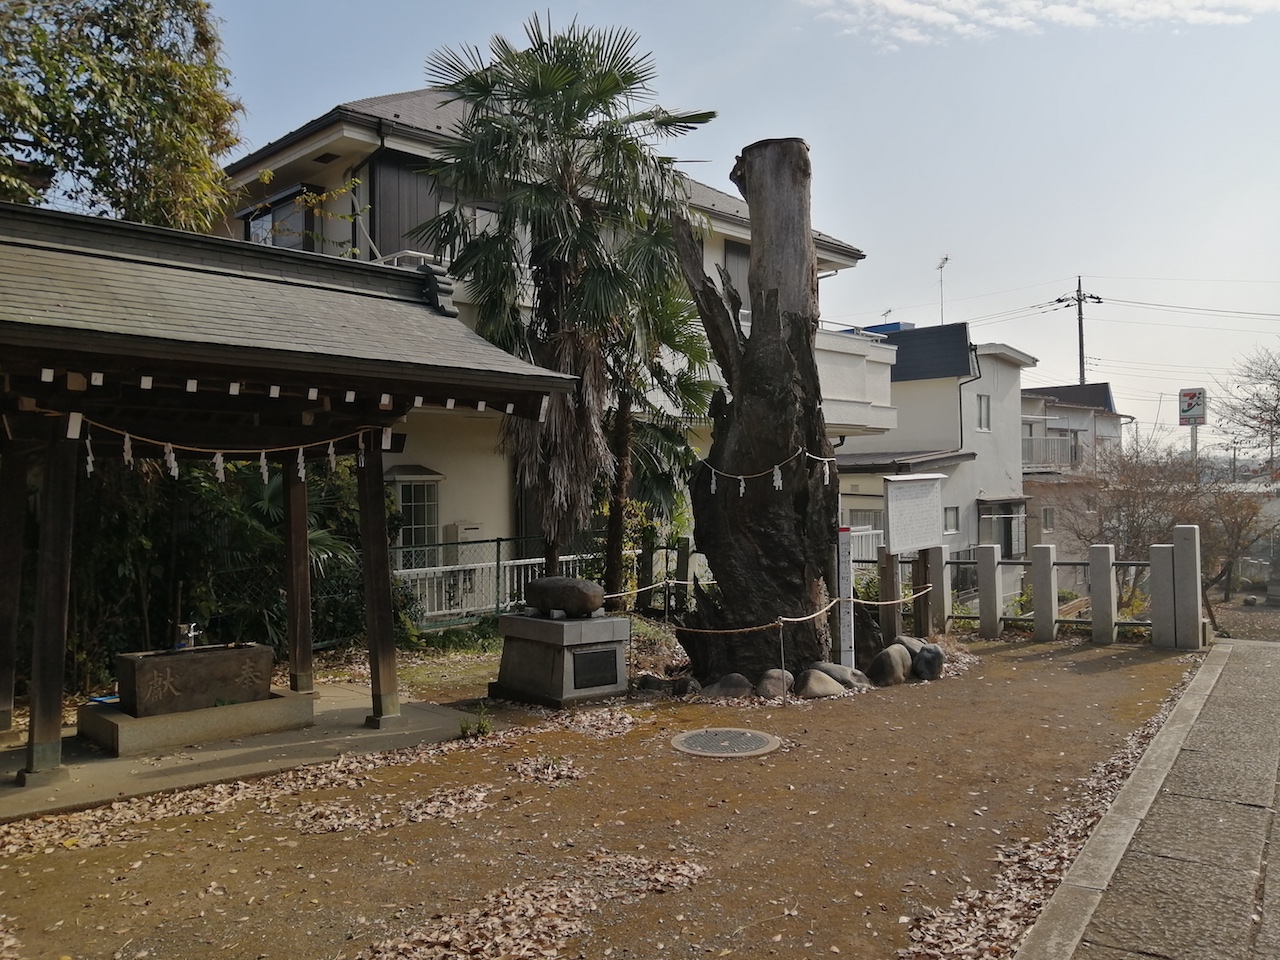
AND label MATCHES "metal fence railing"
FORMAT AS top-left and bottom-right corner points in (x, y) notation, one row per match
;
(391, 536), (602, 625)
